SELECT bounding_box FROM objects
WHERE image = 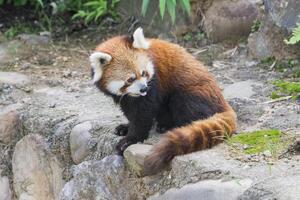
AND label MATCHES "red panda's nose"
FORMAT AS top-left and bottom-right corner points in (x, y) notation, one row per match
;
(140, 86), (148, 93)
